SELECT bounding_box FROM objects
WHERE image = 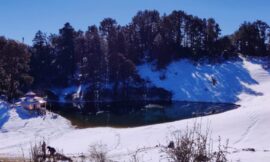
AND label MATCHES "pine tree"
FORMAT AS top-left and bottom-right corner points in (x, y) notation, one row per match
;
(0, 37), (33, 99)
(55, 23), (76, 86)
(31, 31), (53, 87)
(233, 21), (269, 56)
